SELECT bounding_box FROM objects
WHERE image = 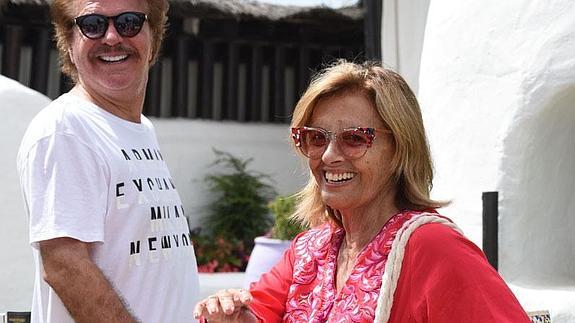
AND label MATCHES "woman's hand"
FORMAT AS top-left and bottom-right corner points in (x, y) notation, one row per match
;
(194, 288), (257, 322)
